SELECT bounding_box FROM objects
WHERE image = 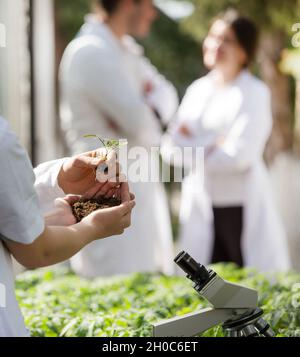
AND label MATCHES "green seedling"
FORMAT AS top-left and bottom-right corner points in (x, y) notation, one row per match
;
(84, 134), (128, 159)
